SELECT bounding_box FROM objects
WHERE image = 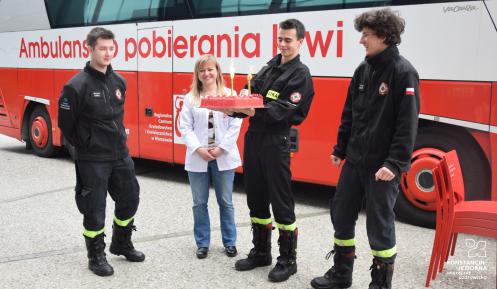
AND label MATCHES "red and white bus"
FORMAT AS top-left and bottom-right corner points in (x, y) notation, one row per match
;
(0, 0), (496, 228)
